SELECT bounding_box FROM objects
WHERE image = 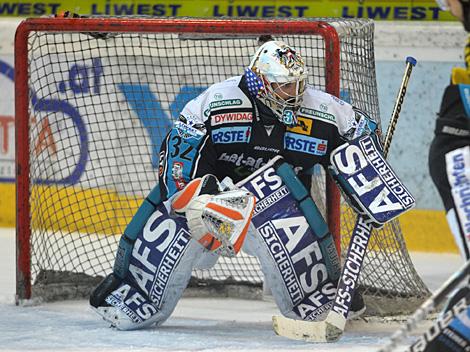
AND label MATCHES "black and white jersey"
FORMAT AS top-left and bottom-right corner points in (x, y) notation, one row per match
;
(429, 53), (470, 259)
(159, 74), (359, 200)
